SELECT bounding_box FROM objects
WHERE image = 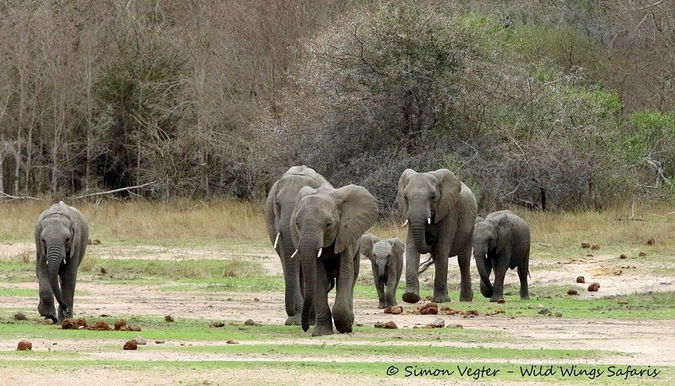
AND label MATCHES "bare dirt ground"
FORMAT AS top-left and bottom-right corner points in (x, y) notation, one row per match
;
(0, 242), (673, 385)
